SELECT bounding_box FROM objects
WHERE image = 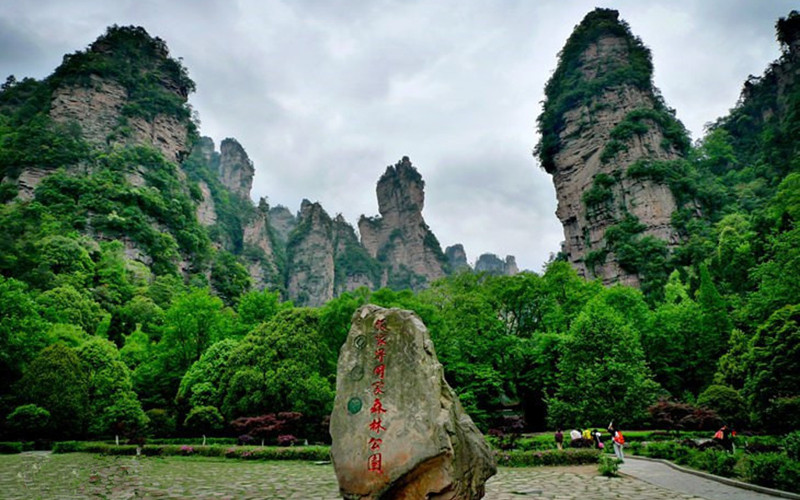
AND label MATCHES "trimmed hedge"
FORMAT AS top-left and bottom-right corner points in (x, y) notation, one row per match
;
(0, 442), (25, 454)
(742, 453), (800, 493)
(495, 449), (601, 467)
(52, 441), (331, 461)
